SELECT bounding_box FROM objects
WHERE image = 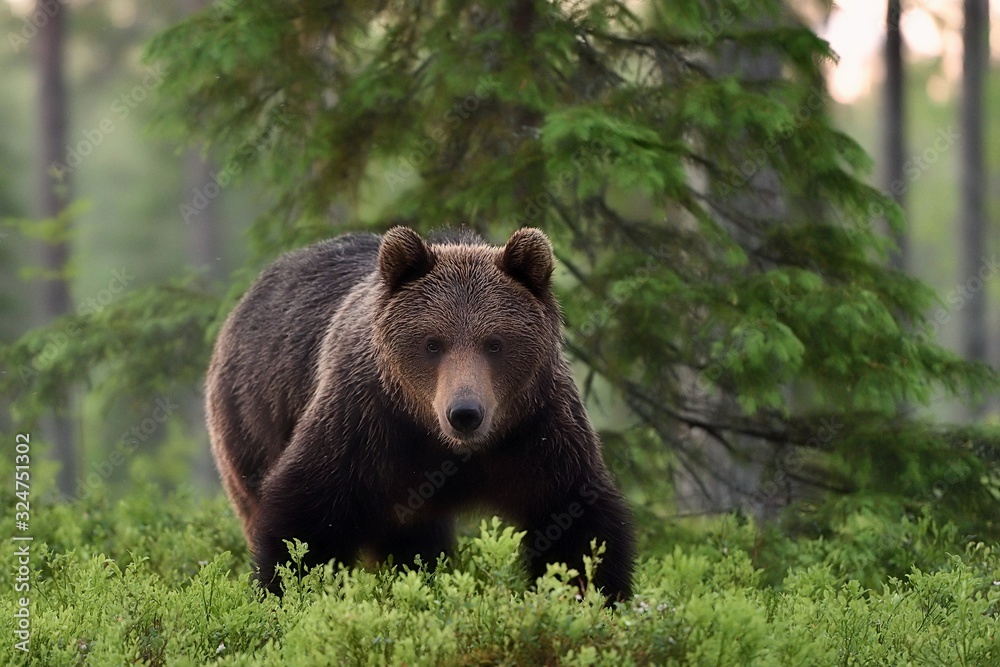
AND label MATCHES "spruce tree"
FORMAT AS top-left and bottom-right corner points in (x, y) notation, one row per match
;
(5, 0), (998, 544)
